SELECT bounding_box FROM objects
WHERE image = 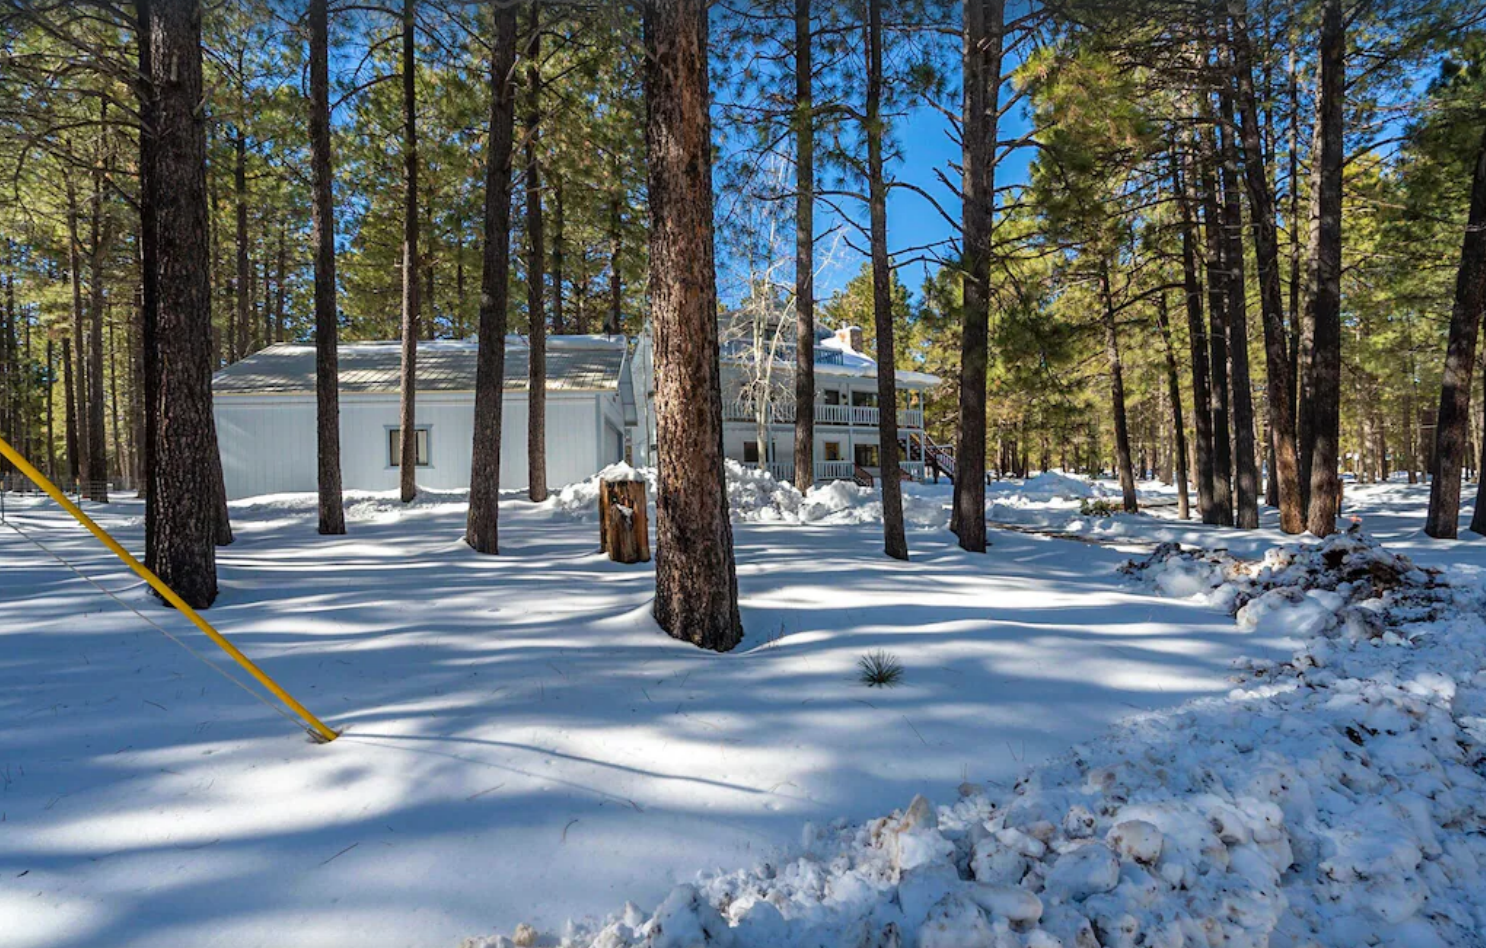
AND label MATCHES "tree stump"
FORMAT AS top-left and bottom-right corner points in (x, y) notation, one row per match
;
(599, 474), (650, 563)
